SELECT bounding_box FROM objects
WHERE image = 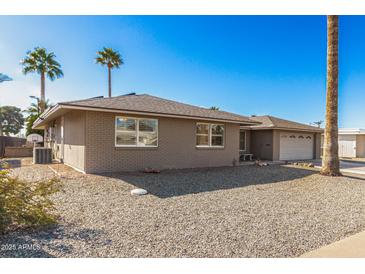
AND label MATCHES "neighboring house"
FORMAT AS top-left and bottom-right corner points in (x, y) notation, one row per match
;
(33, 94), (322, 173)
(337, 129), (365, 158)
